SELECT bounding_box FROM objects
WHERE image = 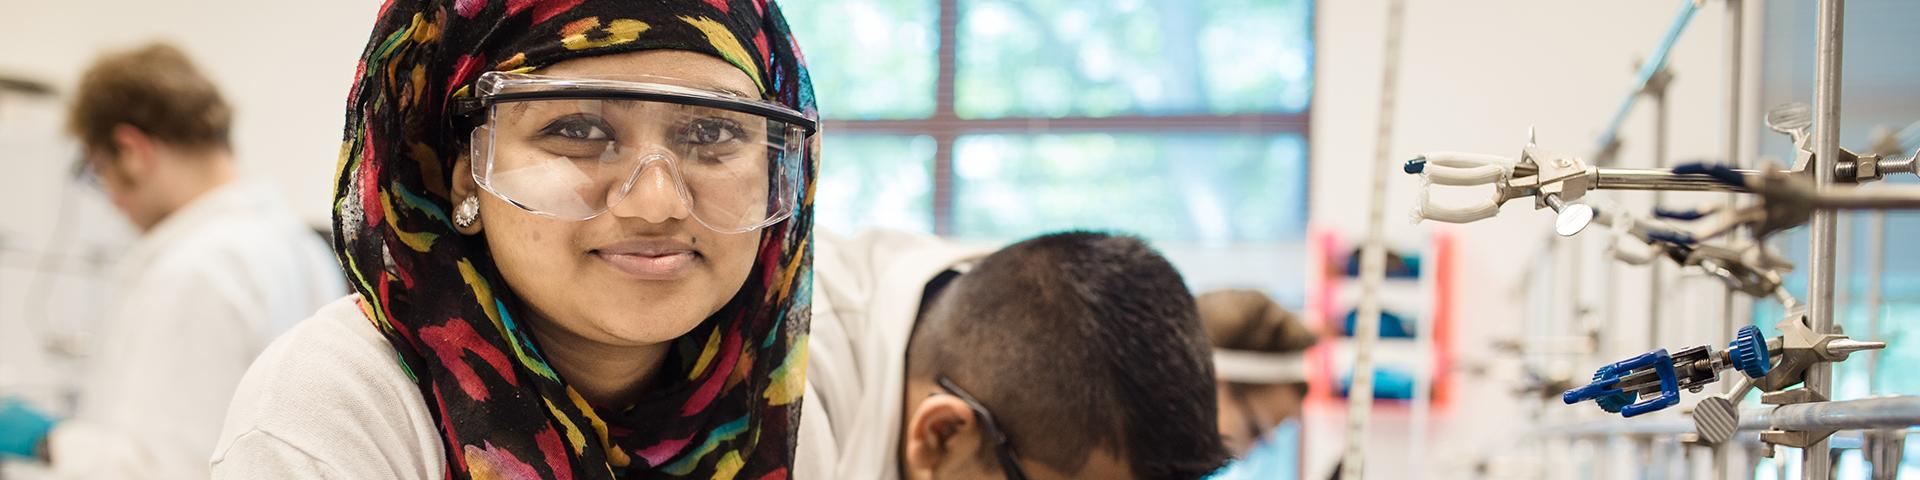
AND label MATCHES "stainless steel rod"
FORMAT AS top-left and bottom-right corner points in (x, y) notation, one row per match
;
(1805, 0), (1846, 476)
(1720, 0), (1748, 376)
(1811, 187), (1920, 210)
(1538, 397), (1920, 438)
(1717, 4), (1744, 478)
(1866, 211), (1884, 395)
(1339, 0), (1408, 476)
(1594, 167), (1755, 192)
(1747, 396), (1920, 432)
(1651, 72), (1670, 357)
